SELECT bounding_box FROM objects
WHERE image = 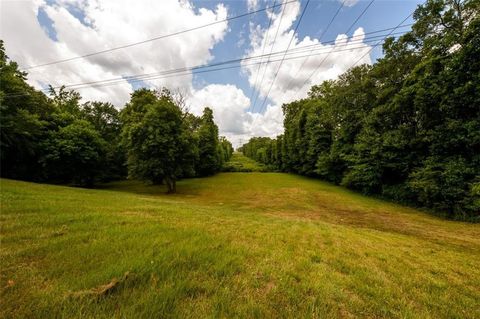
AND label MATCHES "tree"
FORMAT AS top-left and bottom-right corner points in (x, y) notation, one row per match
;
(196, 107), (220, 176)
(122, 92), (195, 193)
(40, 120), (107, 186)
(82, 101), (126, 180)
(240, 0), (480, 220)
(0, 40), (53, 180)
